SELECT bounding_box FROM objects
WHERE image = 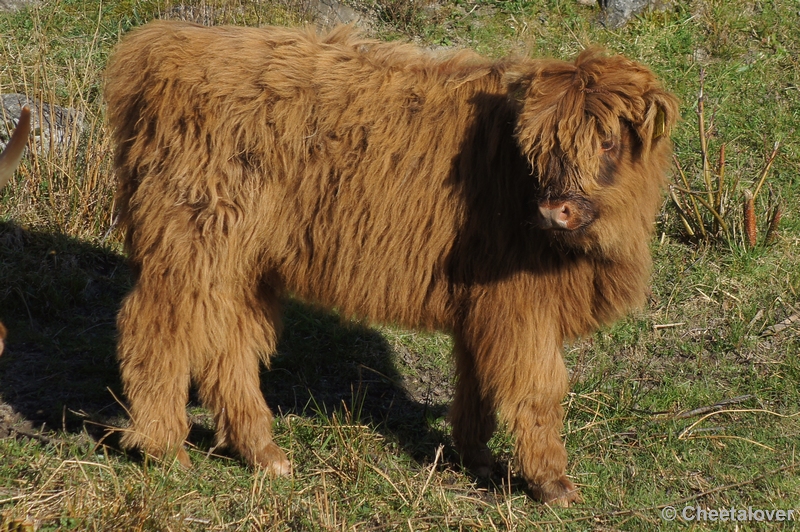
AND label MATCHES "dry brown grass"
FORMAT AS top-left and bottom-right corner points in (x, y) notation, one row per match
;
(1, 0), (799, 529)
